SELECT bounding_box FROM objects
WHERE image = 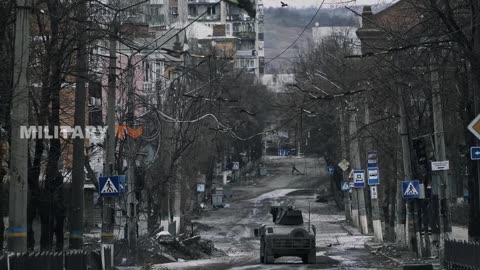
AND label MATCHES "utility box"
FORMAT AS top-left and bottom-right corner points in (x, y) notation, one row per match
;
(212, 194), (224, 208)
